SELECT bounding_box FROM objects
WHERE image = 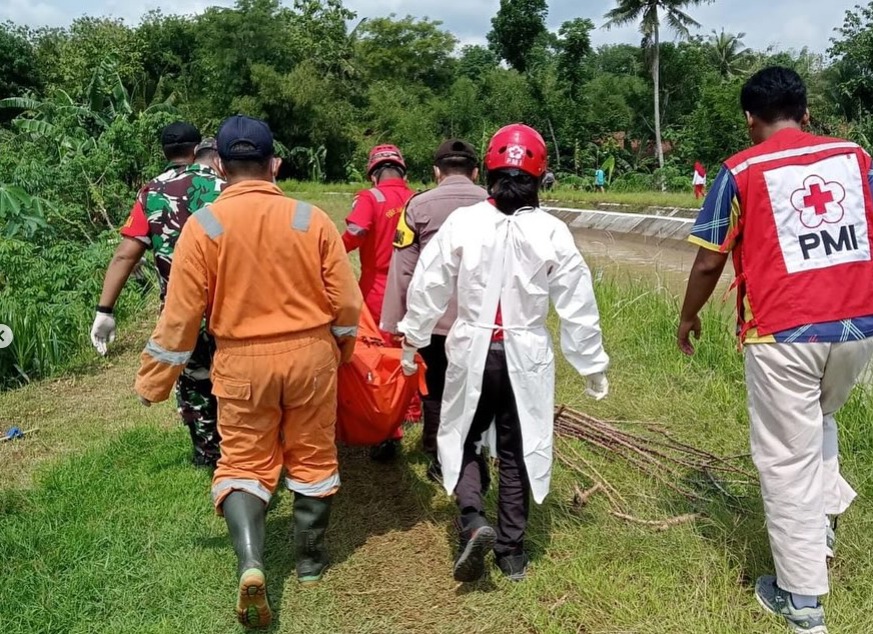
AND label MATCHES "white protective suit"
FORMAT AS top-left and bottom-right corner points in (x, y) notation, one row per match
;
(398, 201), (609, 504)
